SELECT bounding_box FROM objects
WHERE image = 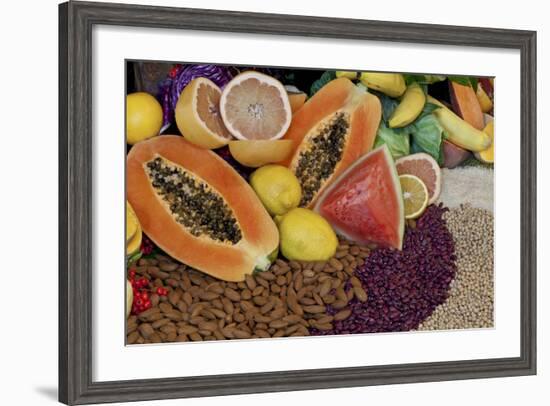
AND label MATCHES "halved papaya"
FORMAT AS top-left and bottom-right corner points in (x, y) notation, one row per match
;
(282, 77), (381, 207)
(126, 135), (279, 282)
